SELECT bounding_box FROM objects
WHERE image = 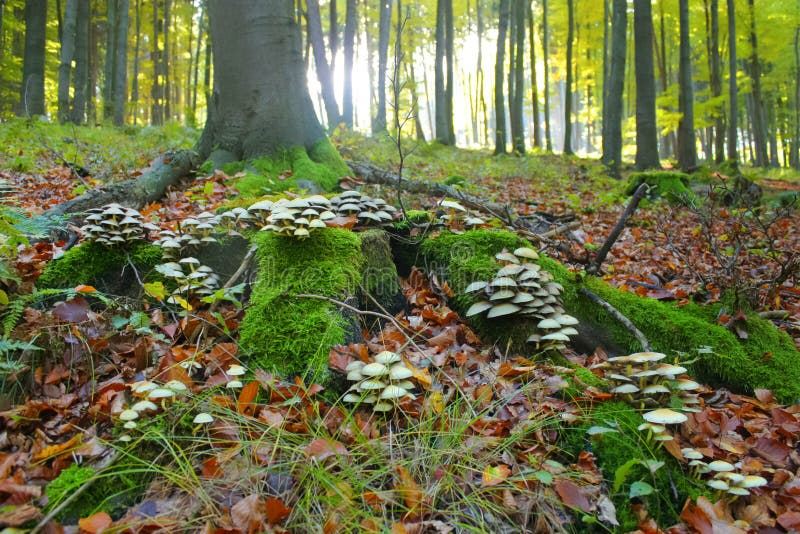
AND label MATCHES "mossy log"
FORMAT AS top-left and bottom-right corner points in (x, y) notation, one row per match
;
(416, 229), (800, 403)
(625, 171), (694, 204)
